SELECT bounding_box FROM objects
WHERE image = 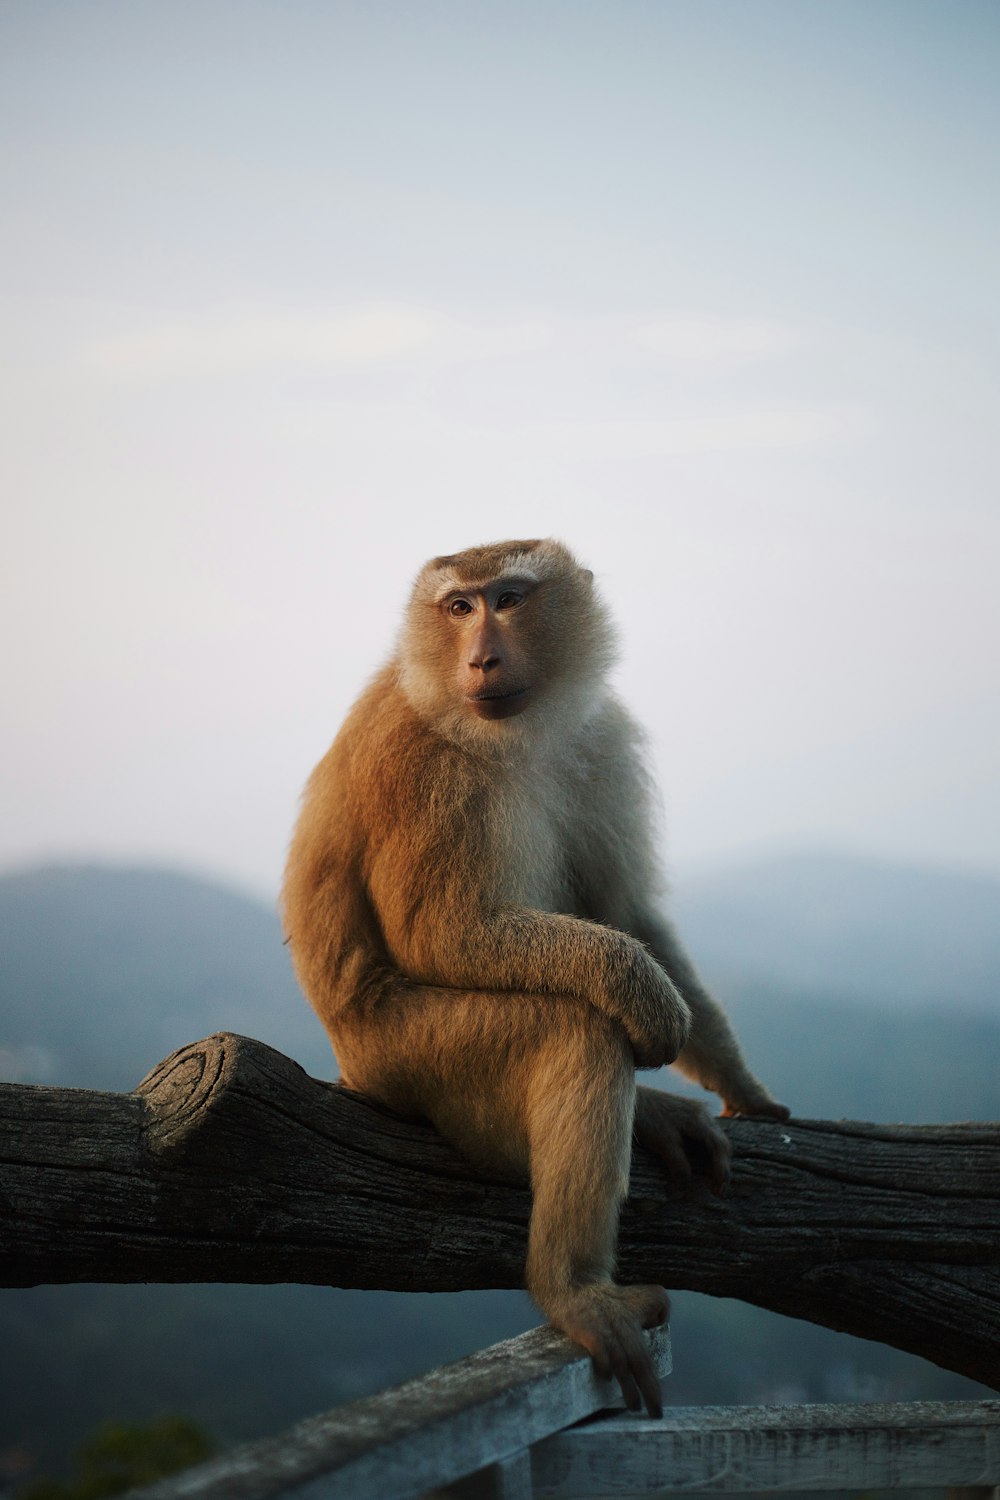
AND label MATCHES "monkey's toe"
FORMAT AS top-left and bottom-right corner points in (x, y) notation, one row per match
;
(721, 1097), (791, 1123)
(556, 1283), (668, 1419)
